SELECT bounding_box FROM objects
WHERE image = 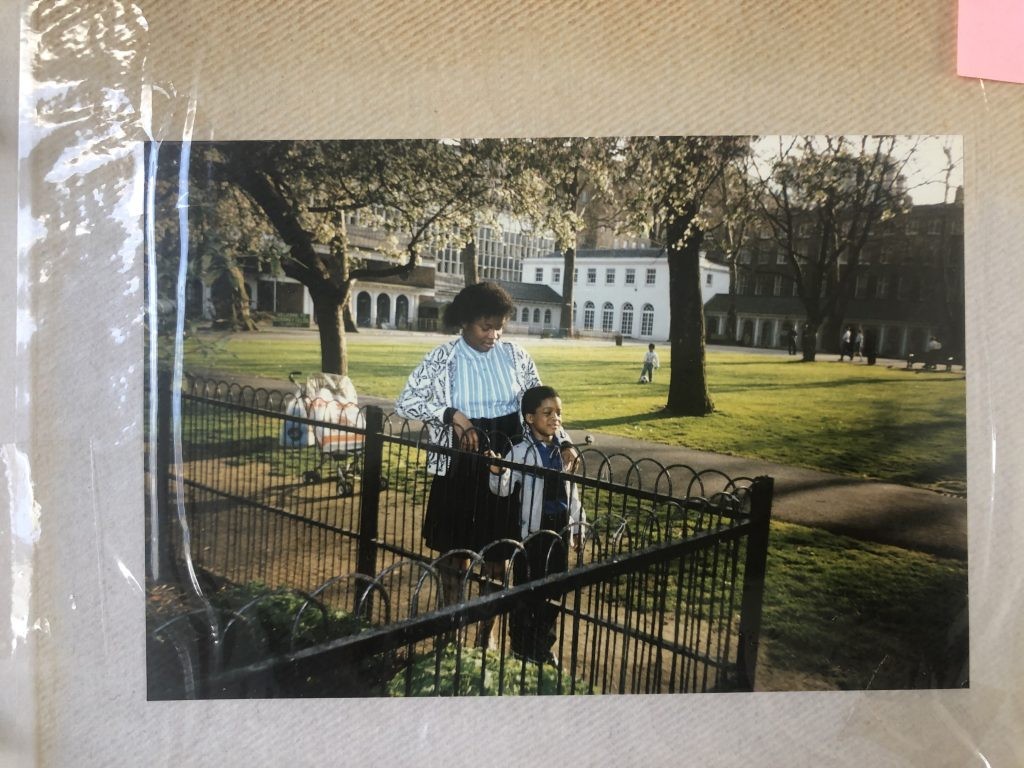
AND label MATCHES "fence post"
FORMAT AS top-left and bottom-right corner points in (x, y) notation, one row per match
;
(148, 368), (175, 584)
(736, 475), (773, 691)
(356, 406), (385, 601)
